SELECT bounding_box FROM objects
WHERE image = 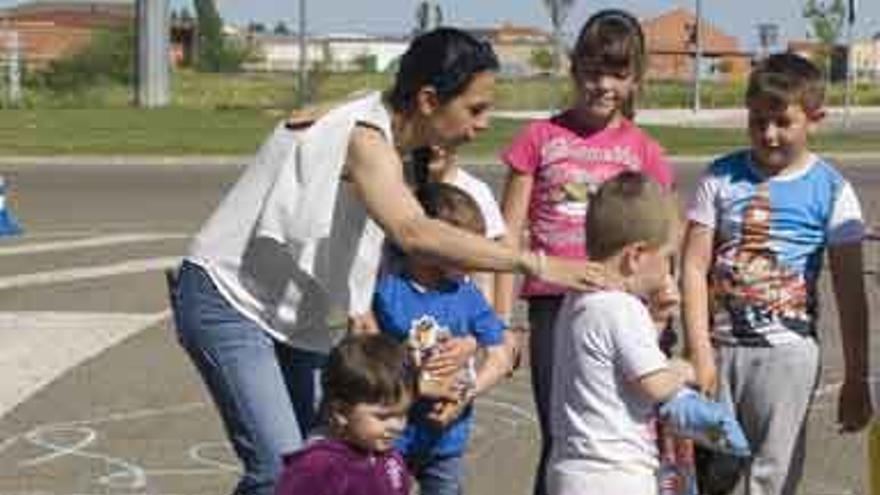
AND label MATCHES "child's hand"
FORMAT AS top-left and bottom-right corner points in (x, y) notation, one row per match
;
(506, 326), (528, 374)
(426, 396), (471, 428)
(417, 374), (462, 401)
(837, 378), (873, 433)
(668, 358), (696, 384)
(421, 336), (477, 378)
(347, 311), (379, 336)
(659, 388), (751, 457)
